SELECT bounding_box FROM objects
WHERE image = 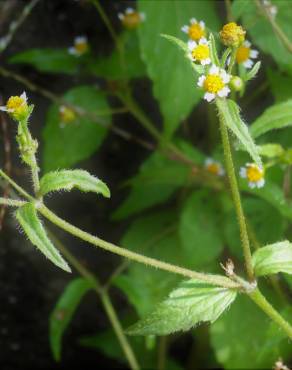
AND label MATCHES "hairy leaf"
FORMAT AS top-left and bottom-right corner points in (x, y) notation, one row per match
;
(43, 86), (110, 171)
(16, 202), (70, 272)
(50, 278), (93, 361)
(216, 99), (262, 167)
(39, 169), (110, 198)
(250, 99), (292, 139)
(138, 0), (219, 137)
(127, 279), (237, 336)
(252, 240), (292, 276)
